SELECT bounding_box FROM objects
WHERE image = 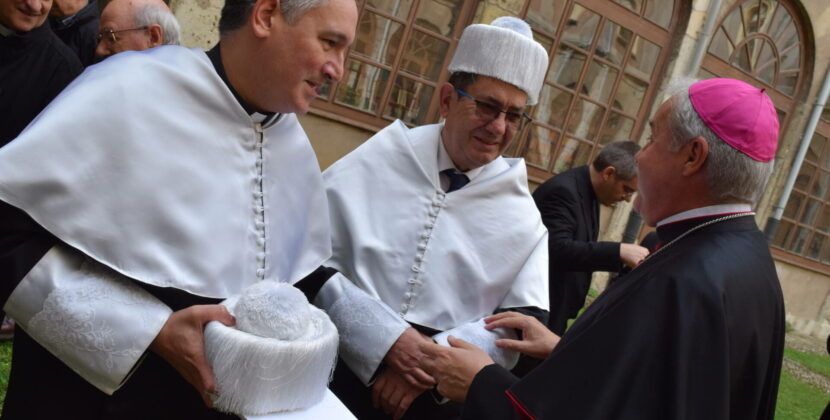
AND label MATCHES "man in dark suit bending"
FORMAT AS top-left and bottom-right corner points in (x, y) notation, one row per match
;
(532, 140), (648, 335)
